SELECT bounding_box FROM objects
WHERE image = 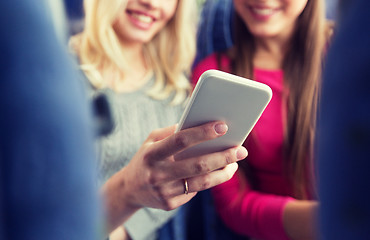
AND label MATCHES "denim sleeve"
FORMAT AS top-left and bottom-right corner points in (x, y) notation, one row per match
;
(0, 0), (101, 239)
